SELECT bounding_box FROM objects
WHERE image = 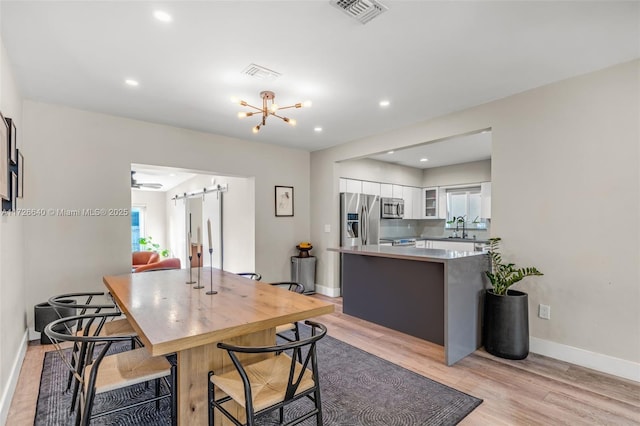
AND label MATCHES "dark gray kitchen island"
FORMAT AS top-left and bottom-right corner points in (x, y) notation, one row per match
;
(329, 245), (489, 365)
